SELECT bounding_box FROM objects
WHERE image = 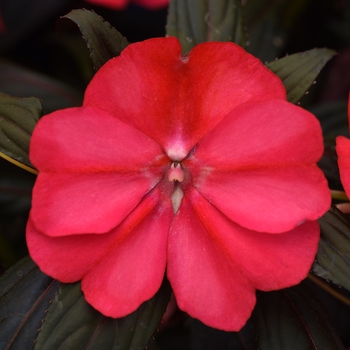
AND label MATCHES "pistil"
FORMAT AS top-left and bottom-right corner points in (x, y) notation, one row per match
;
(168, 162), (185, 182)
(168, 162), (185, 214)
